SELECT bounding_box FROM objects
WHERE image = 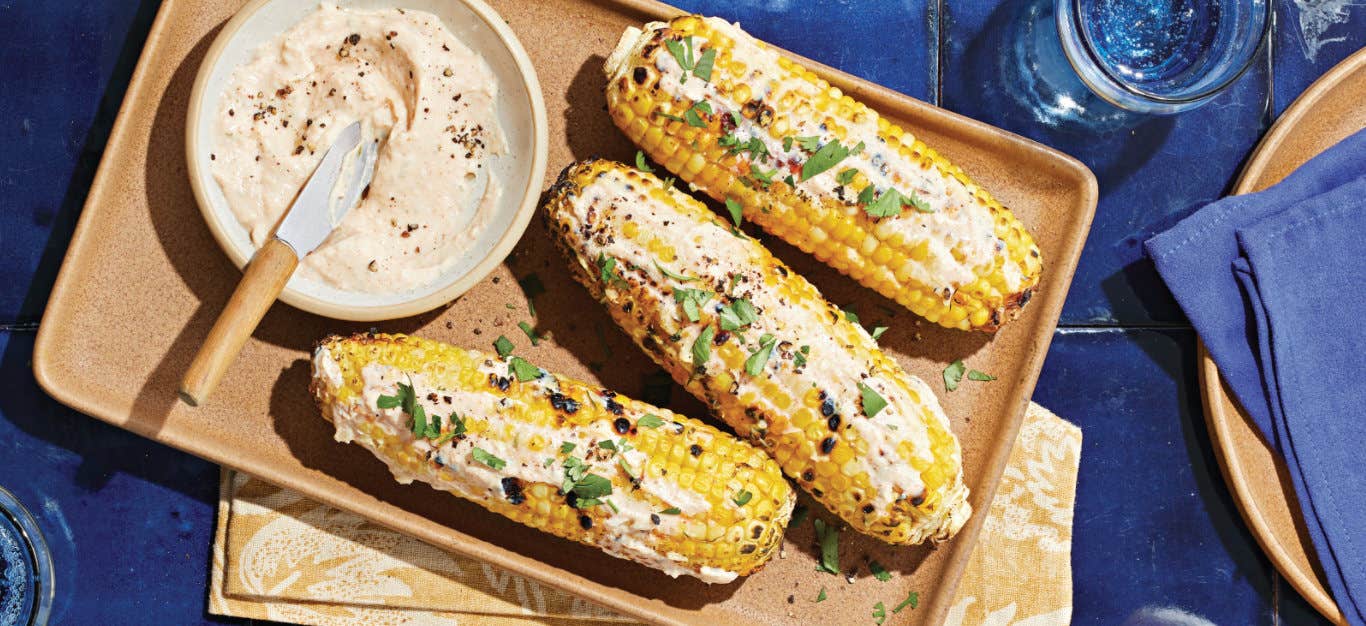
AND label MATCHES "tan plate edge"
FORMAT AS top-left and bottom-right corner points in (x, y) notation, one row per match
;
(1198, 45), (1366, 626)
